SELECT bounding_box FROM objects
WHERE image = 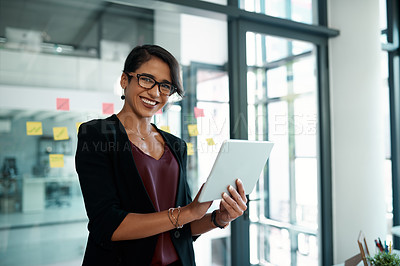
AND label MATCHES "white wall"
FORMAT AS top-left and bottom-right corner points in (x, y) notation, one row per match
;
(0, 50), (123, 93)
(328, 0), (386, 263)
